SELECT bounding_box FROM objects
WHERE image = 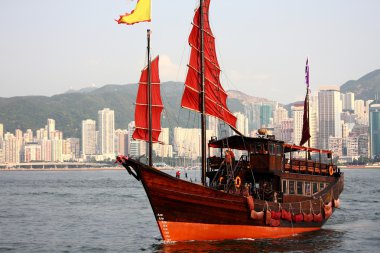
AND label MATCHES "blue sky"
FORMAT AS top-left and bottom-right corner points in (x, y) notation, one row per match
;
(1, 0), (379, 103)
